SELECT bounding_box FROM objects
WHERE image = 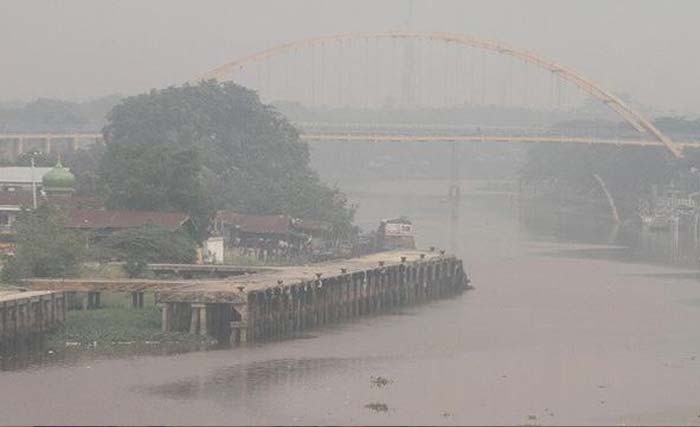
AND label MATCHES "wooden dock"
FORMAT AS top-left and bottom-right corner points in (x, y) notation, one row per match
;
(0, 290), (66, 349)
